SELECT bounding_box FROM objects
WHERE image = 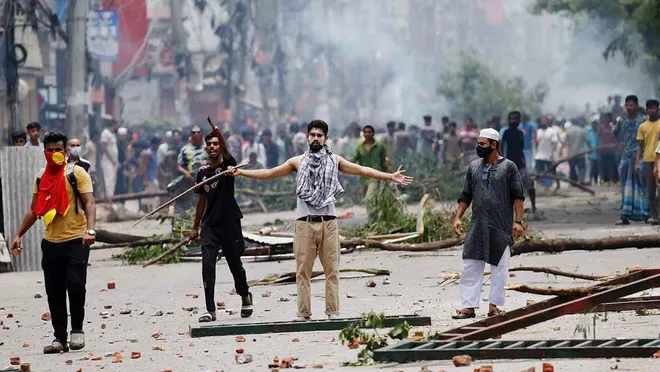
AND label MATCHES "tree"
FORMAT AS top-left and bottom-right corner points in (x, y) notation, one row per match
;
(436, 54), (549, 125)
(532, 0), (660, 69)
